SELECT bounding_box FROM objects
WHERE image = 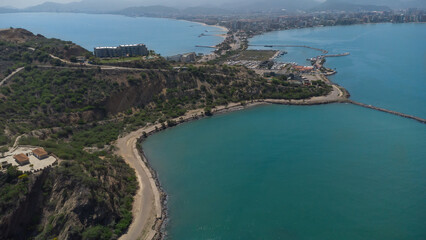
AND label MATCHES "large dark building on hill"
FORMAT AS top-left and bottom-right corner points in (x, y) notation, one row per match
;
(94, 44), (149, 58)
